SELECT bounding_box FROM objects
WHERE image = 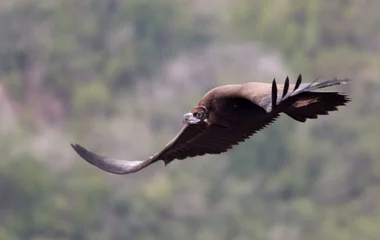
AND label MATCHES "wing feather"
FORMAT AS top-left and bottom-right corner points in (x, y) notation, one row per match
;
(282, 76), (290, 99)
(238, 75), (350, 113)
